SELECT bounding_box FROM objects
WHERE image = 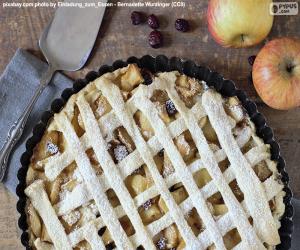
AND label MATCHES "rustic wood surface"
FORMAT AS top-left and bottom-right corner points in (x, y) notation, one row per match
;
(0, 0), (299, 249)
